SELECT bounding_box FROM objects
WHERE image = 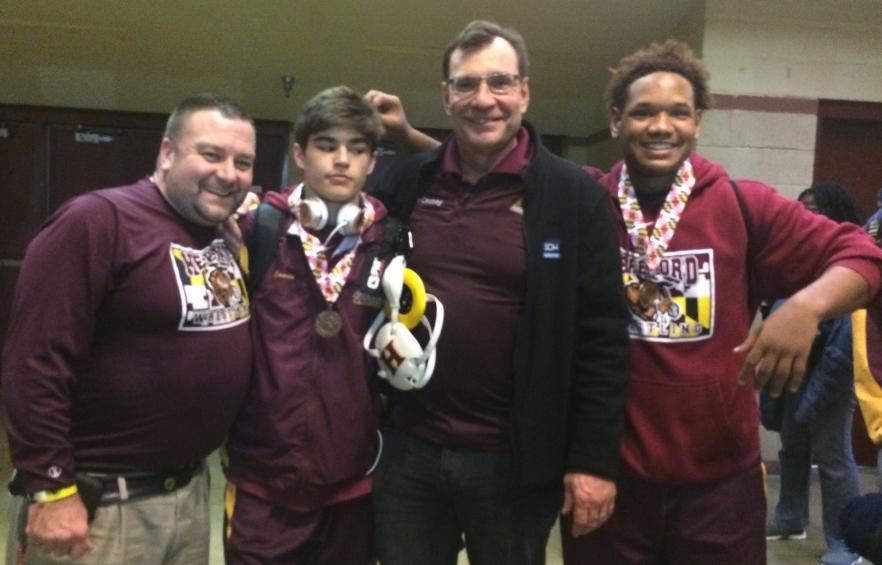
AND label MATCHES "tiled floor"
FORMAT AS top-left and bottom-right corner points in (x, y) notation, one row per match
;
(0, 432), (874, 564)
